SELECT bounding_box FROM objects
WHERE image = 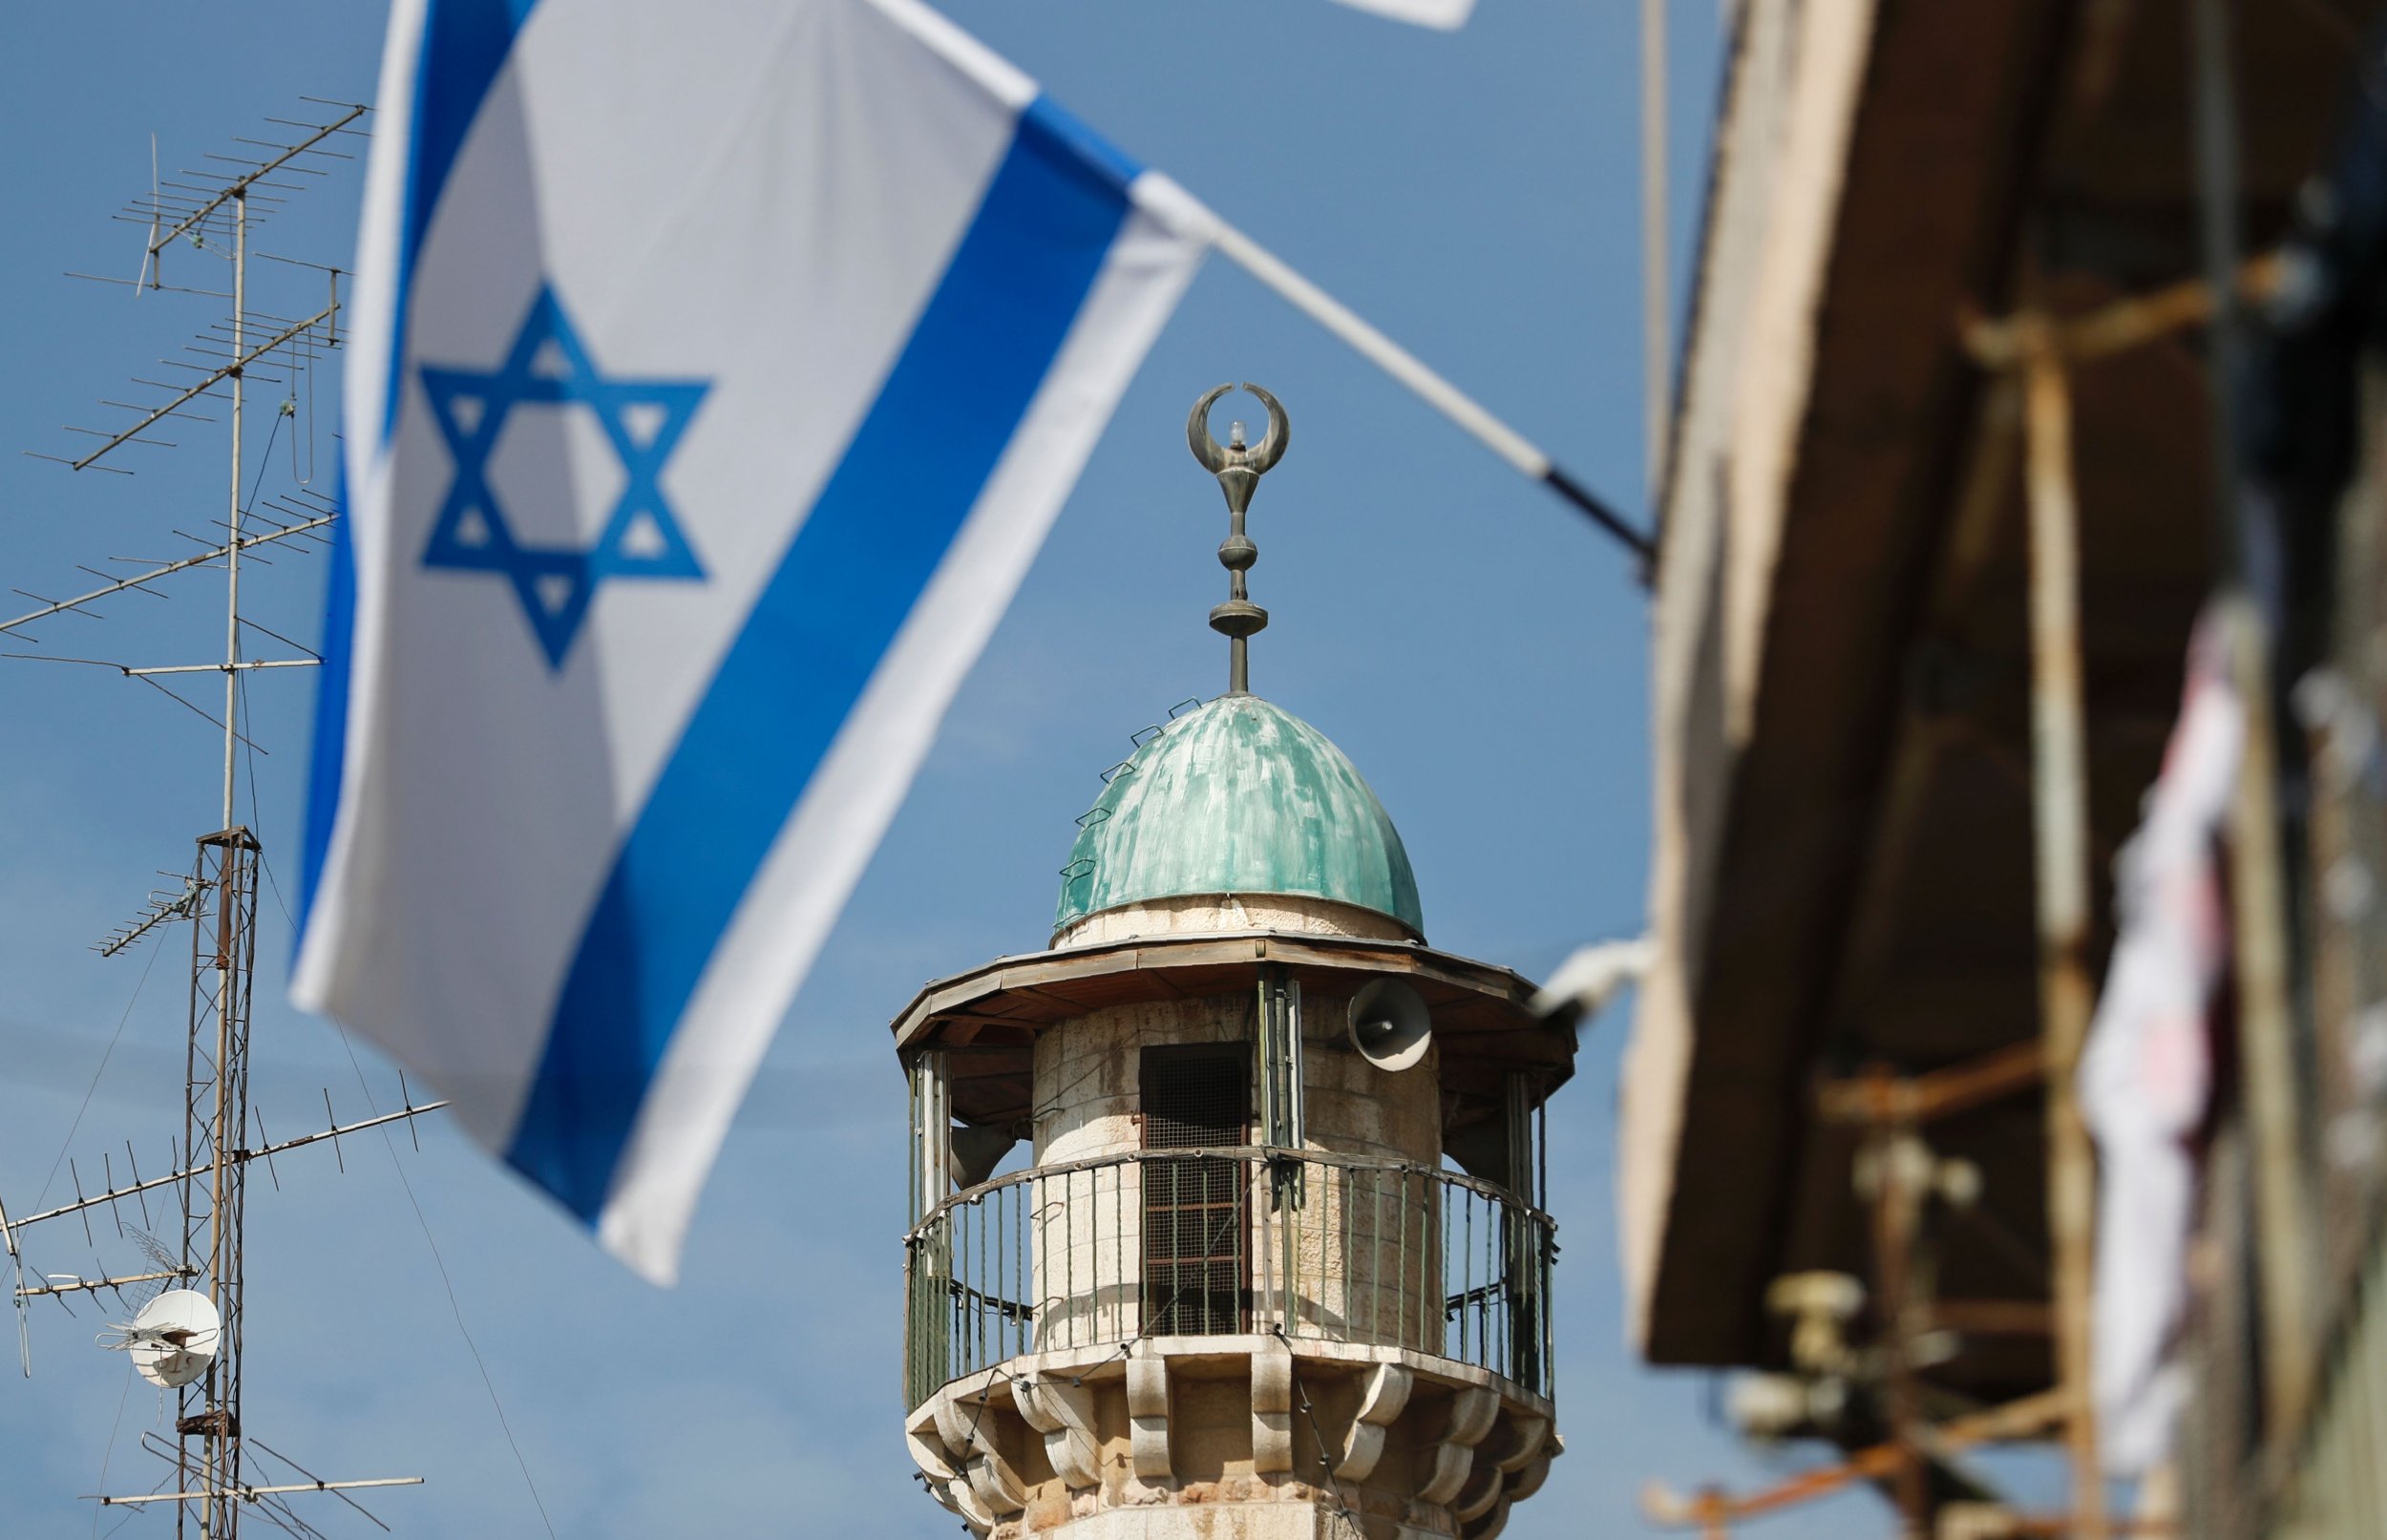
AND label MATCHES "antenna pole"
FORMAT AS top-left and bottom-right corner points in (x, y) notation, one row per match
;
(222, 187), (245, 835)
(193, 187), (254, 1540)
